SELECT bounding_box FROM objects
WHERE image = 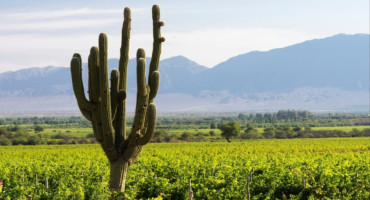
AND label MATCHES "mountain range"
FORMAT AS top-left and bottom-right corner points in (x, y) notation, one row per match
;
(0, 34), (368, 113)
